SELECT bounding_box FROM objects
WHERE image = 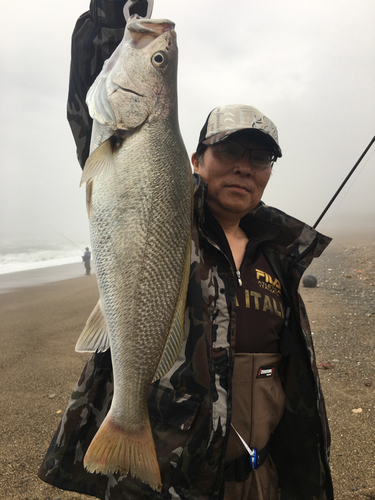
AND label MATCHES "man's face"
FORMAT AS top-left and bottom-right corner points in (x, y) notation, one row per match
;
(192, 135), (273, 221)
